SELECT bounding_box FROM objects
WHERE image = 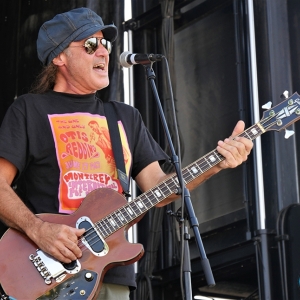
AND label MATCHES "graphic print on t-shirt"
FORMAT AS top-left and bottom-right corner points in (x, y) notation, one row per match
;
(48, 113), (131, 214)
